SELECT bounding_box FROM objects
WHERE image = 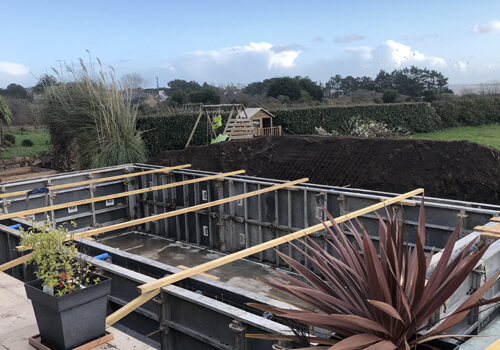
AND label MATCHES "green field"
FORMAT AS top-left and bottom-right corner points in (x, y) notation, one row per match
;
(412, 124), (500, 150)
(1, 128), (51, 160)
